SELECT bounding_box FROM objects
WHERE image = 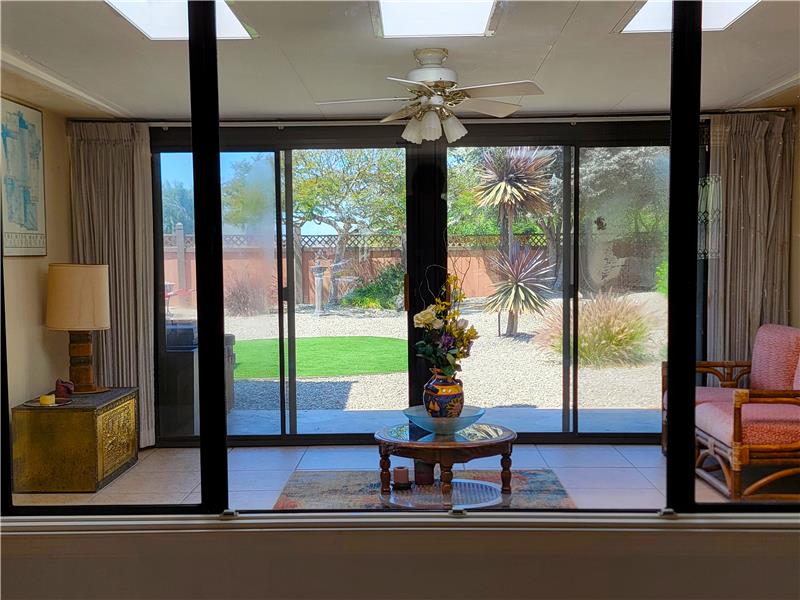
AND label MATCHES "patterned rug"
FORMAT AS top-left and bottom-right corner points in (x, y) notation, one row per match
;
(273, 469), (575, 510)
